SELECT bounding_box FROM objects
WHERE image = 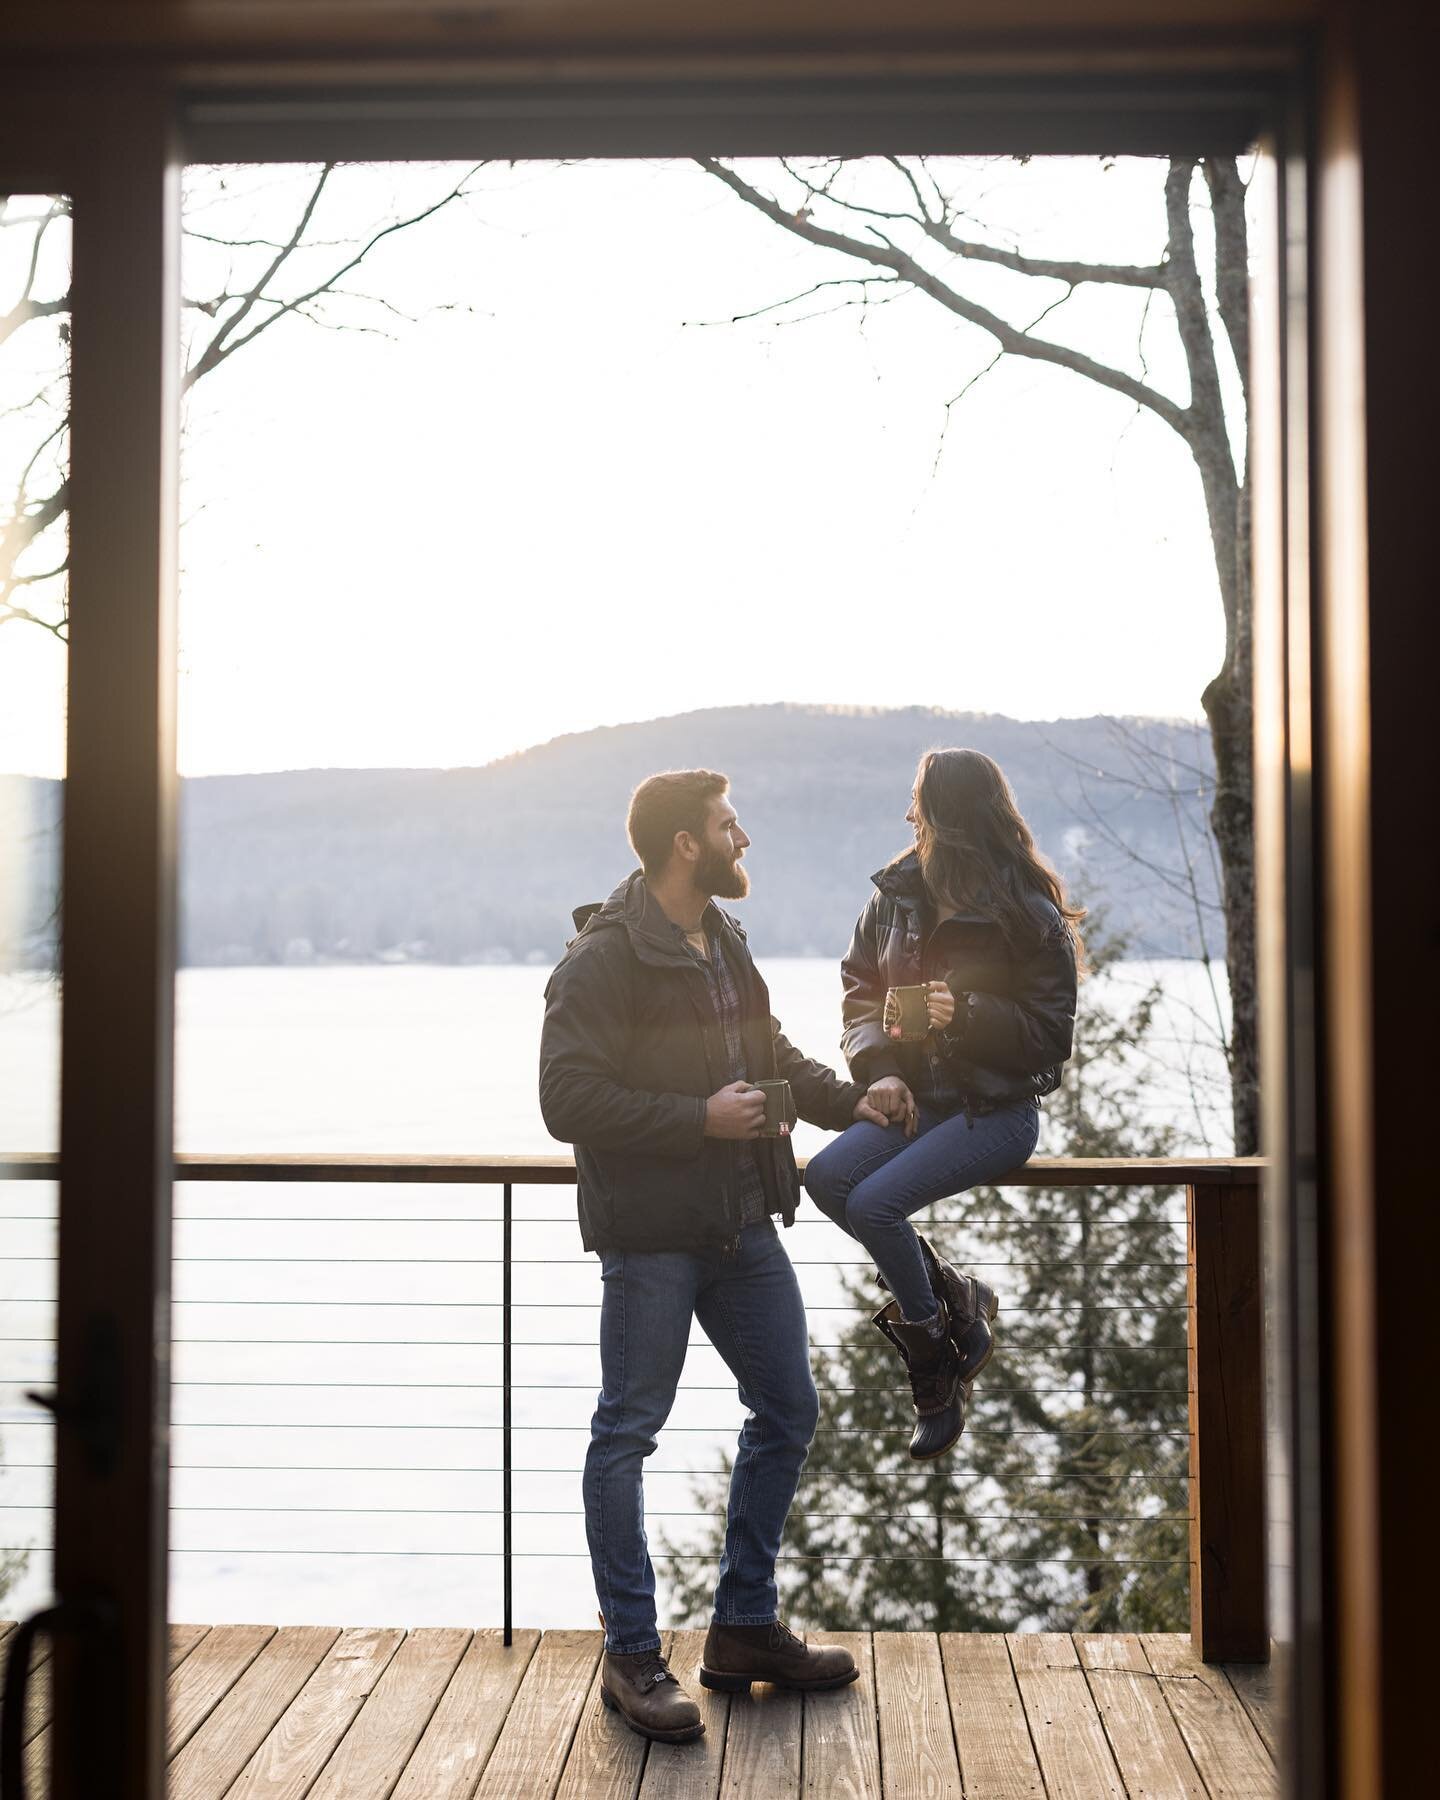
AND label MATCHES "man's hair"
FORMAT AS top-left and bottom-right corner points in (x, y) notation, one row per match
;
(627, 769), (730, 875)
